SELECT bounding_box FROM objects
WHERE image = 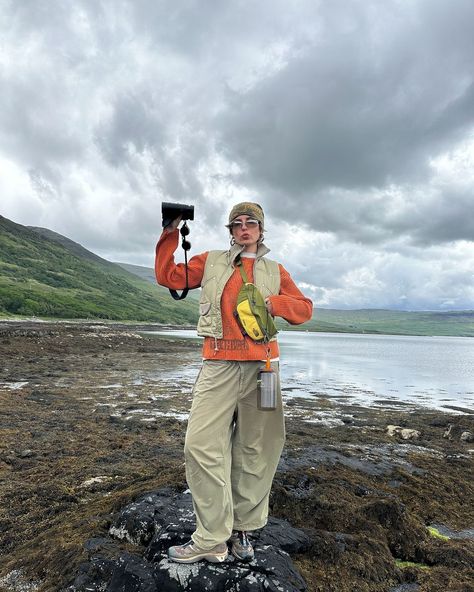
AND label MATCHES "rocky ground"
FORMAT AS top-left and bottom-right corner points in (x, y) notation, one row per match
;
(0, 321), (473, 592)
